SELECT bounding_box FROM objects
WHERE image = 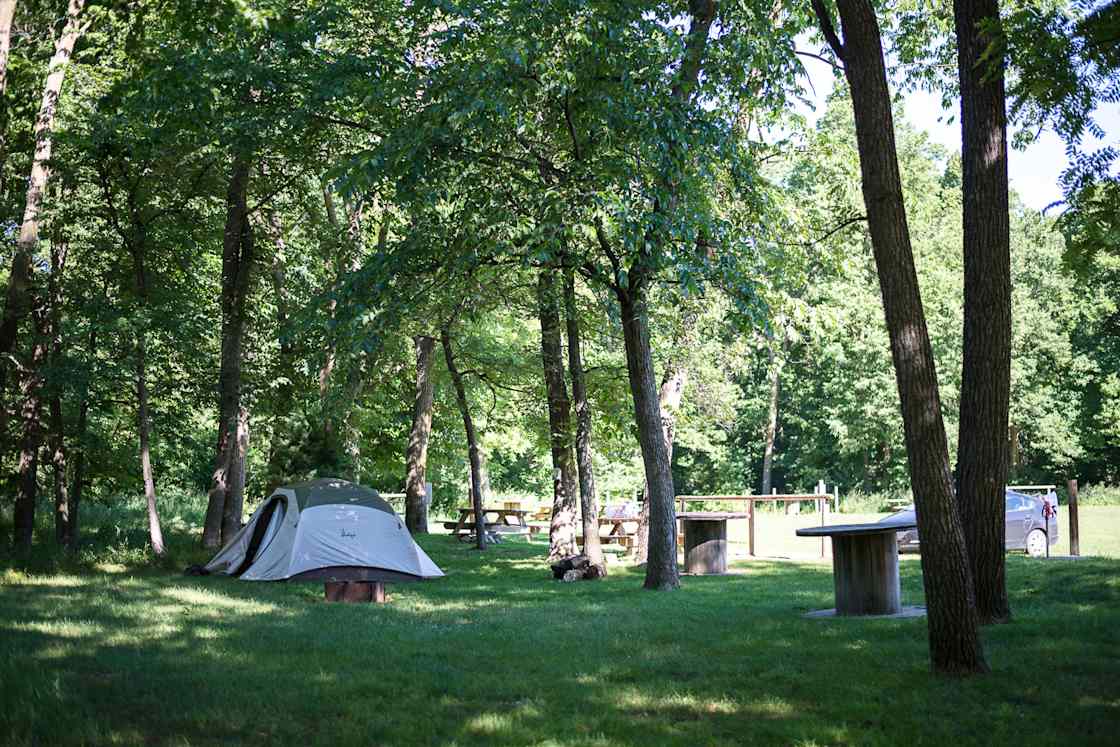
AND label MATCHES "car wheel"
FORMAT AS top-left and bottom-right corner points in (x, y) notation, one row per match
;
(1025, 529), (1048, 558)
